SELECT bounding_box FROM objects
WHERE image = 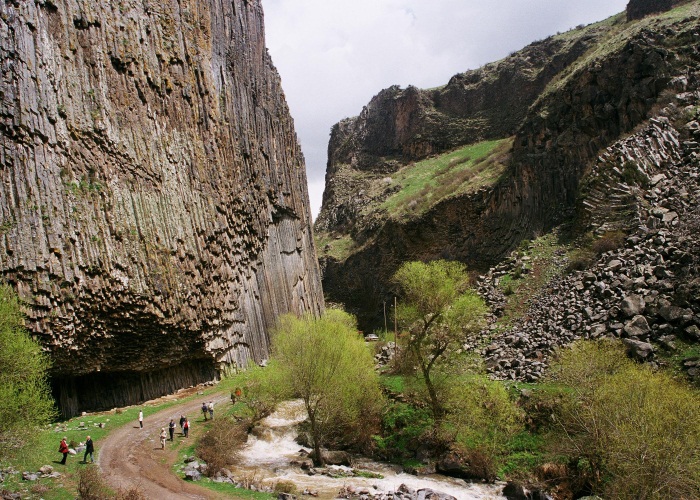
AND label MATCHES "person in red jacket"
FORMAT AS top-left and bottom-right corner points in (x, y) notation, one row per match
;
(58, 437), (69, 464)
